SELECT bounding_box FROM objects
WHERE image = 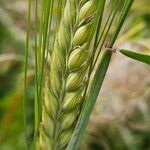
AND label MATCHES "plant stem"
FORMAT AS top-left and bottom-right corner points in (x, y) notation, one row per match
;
(34, 0), (39, 144)
(24, 0), (31, 149)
